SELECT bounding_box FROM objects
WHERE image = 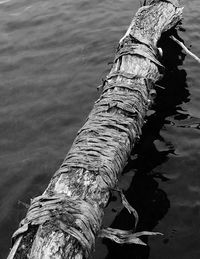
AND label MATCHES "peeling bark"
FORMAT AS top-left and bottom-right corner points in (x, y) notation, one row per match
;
(7, 1), (183, 258)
